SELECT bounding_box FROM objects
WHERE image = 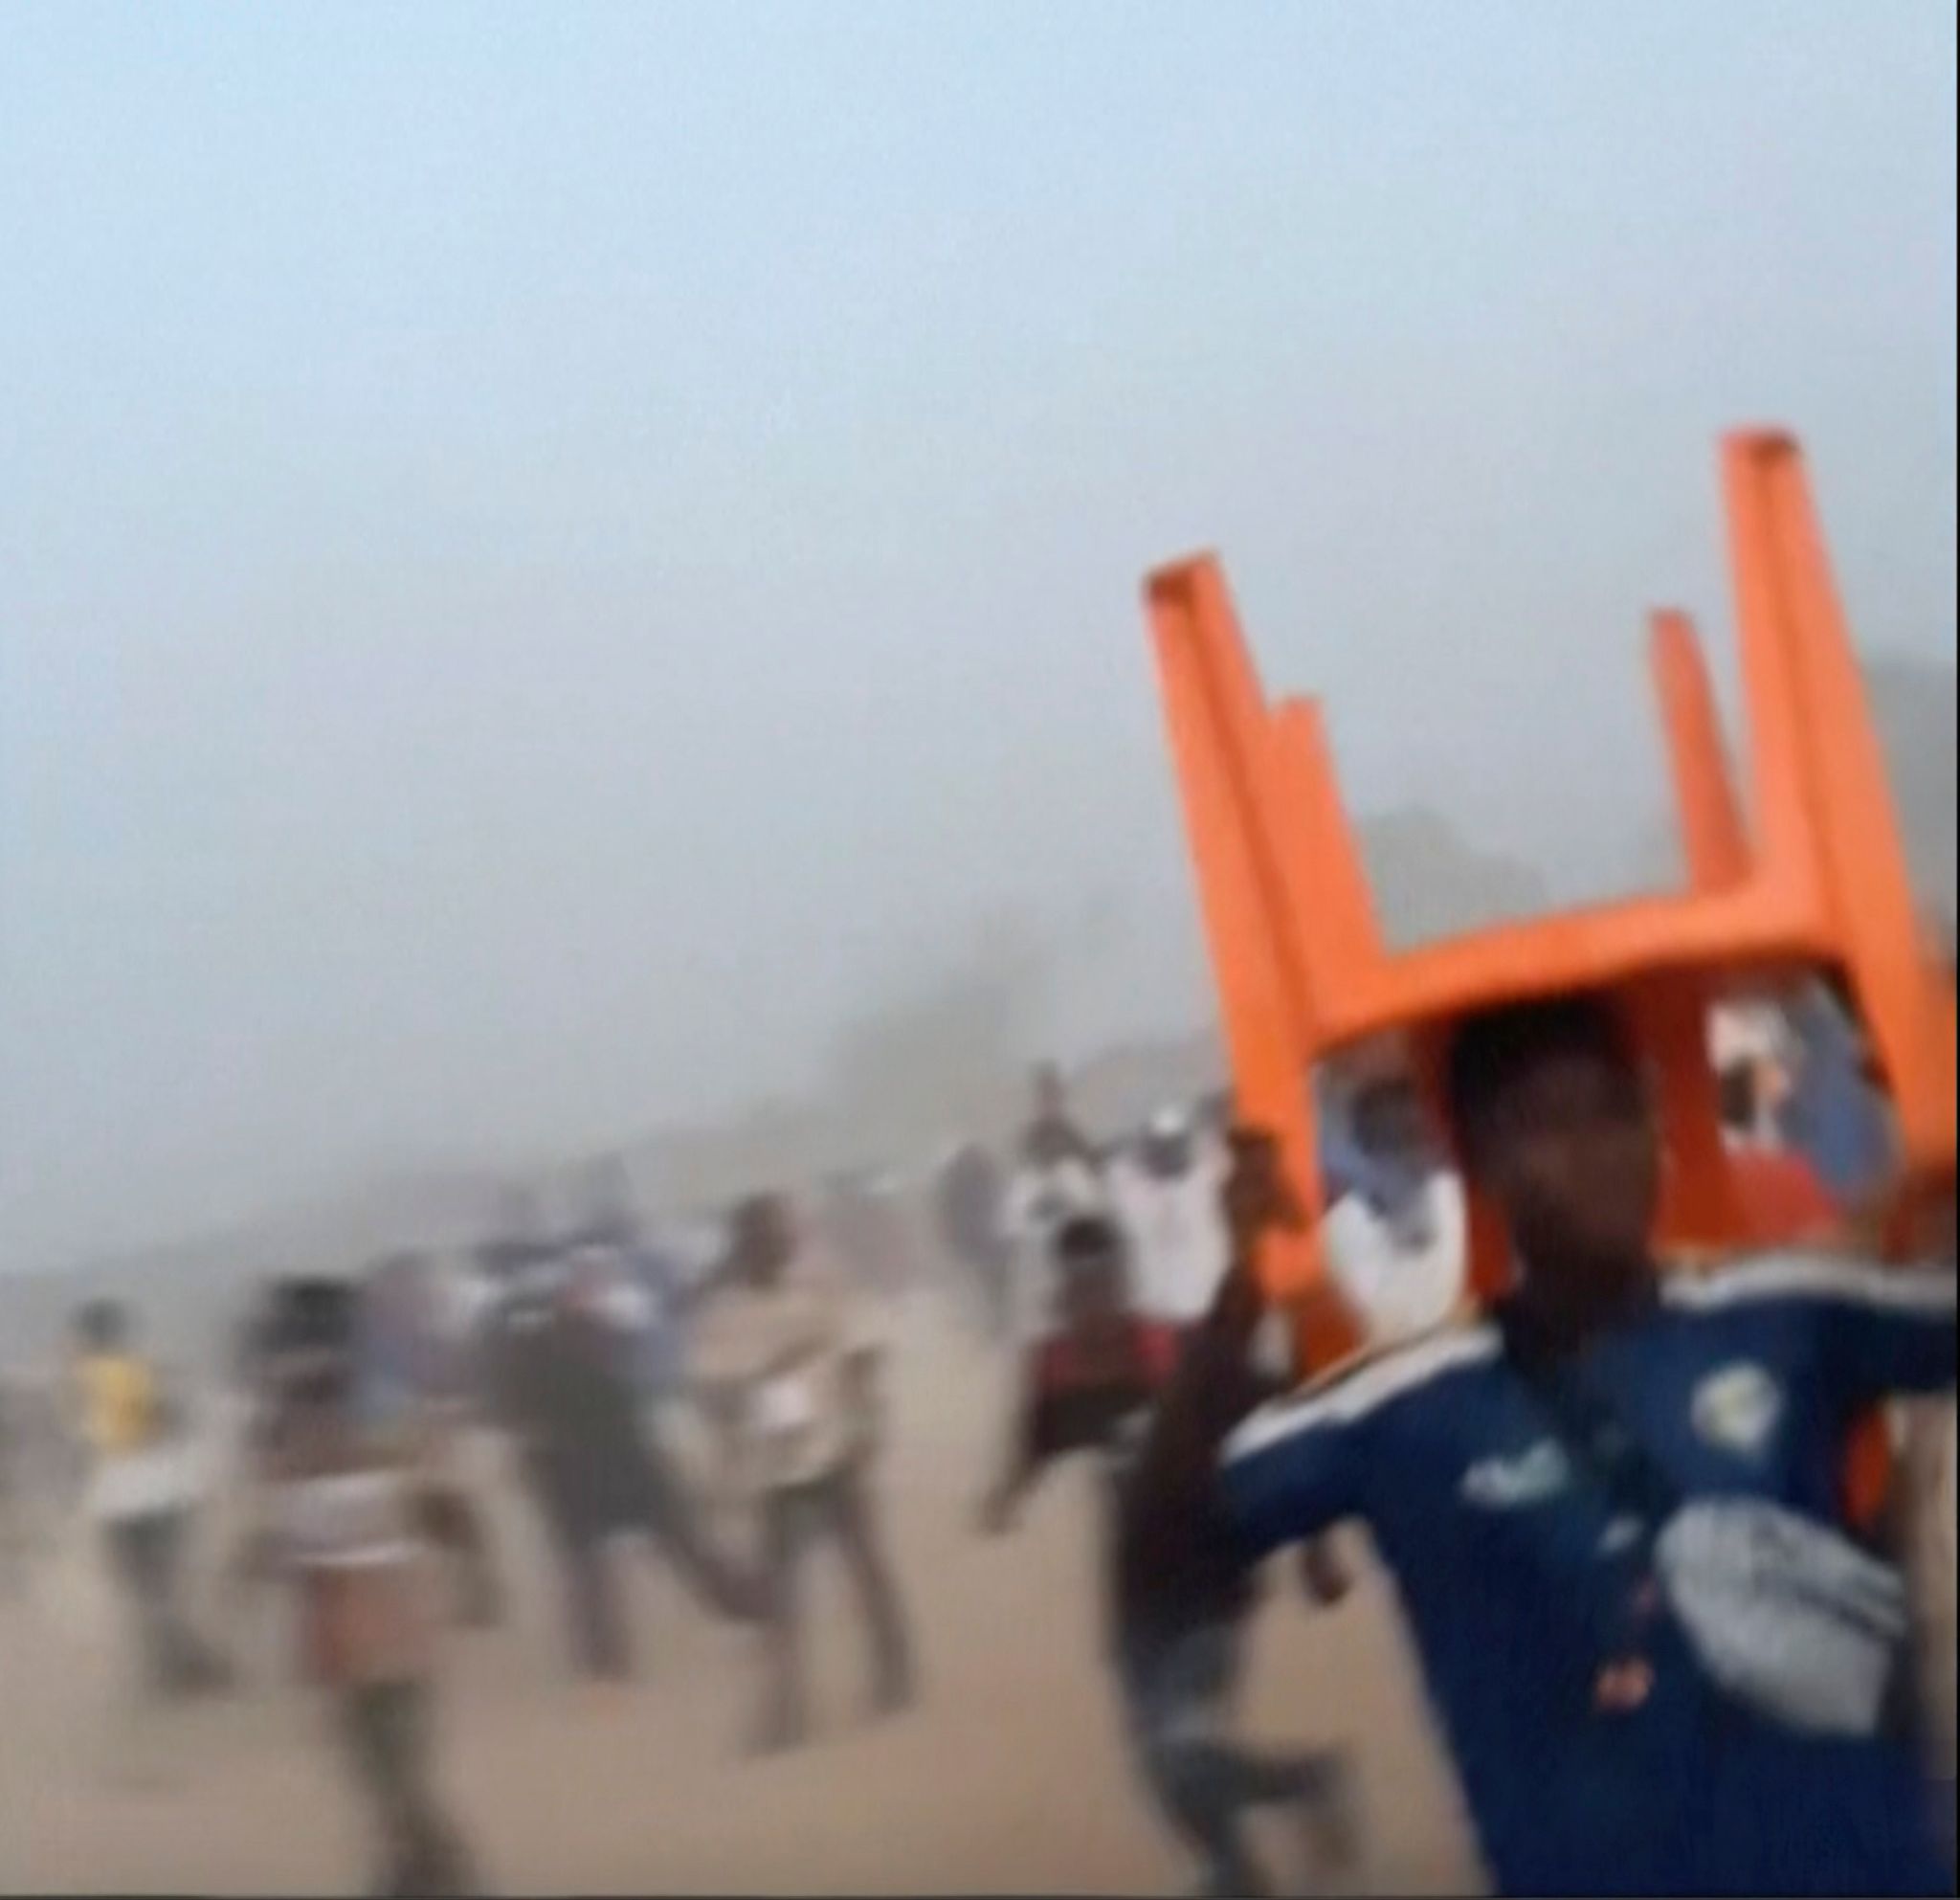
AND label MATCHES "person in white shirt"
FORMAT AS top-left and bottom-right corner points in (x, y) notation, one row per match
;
(1320, 1048), (1467, 1347)
(1108, 1107), (1233, 1334)
(1005, 1147), (1108, 1344)
(1004, 1064), (1110, 1344)
(691, 1193), (915, 1754)
(71, 1299), (233, 1700)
